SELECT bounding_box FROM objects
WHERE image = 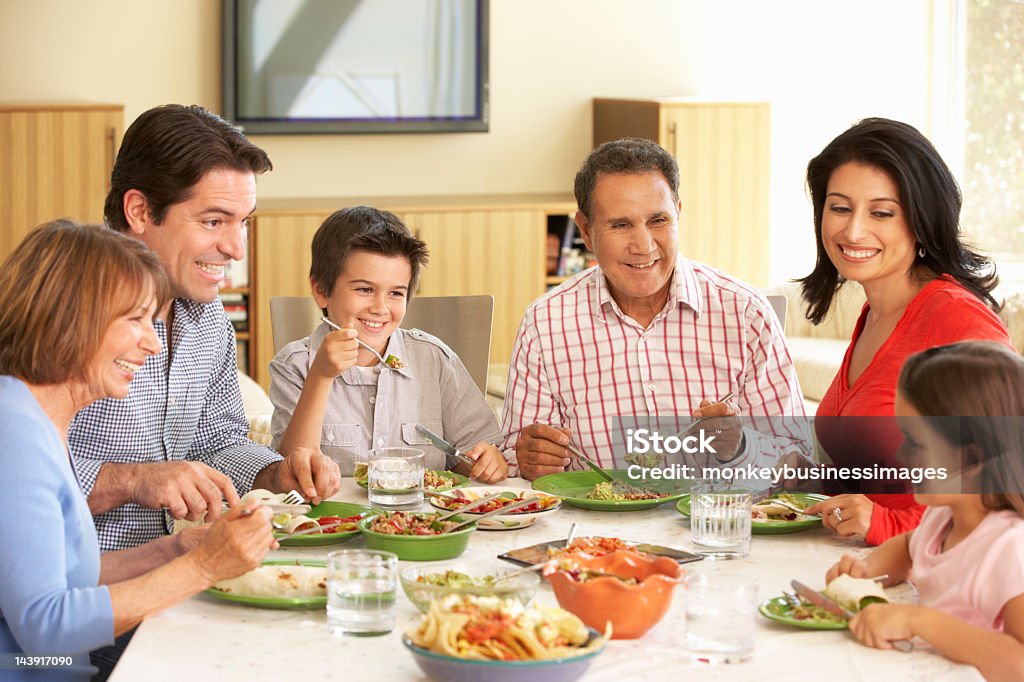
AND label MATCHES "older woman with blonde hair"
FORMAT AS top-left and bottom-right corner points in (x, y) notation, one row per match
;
(0, 221), (276, 680)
